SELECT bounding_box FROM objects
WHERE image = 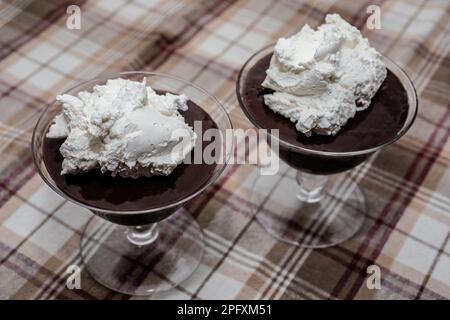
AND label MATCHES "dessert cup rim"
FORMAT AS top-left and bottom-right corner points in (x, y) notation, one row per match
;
(32, 71), (233, 215)
(236, 43), (418, 157)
